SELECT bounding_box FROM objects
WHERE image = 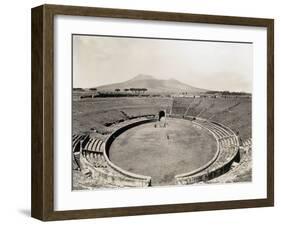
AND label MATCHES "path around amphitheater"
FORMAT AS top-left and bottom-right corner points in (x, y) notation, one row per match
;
(109, 118), (217, 185)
